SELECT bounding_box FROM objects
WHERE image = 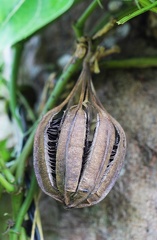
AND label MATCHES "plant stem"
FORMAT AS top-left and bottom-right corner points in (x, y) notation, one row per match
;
(9, 174), (38, 240)
(89, 13), (110, 36)
(19, 228), (27, 240)
(100, 58), (157, 69)
(18, 92), (36, 122)
(9, 43), (24, 130)
(0, 174), (15, 193)
(12, 191), (24, 220)
(73, 0), (100, 38)
(117, 1), (157, 24)
(42, 58), (81, 114)
(0, 158), (15, 183)
(15, 126), (37, 183)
